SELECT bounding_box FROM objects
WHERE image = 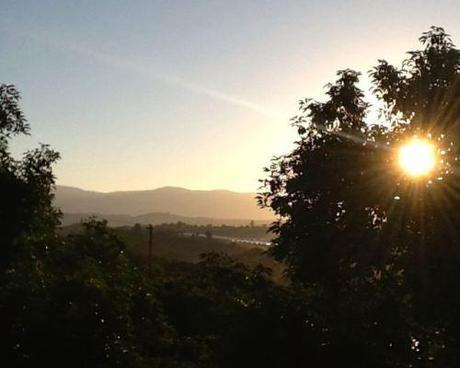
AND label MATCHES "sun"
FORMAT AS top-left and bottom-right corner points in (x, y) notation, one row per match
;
(398, 138), (436, 177)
